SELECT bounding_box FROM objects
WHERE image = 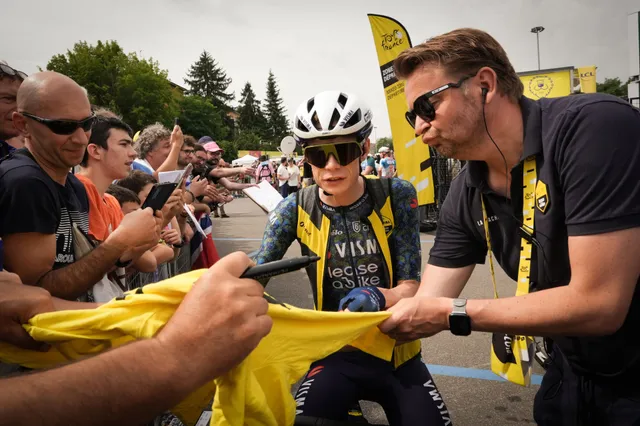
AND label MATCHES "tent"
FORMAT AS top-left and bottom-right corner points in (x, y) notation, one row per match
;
(232, 154), (258, 167)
